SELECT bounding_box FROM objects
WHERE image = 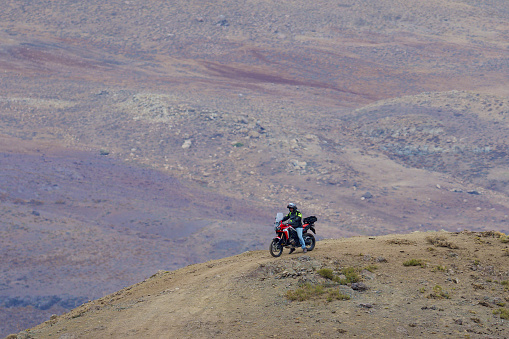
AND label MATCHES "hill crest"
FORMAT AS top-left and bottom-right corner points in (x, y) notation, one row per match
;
(14, 230), (509, 338)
